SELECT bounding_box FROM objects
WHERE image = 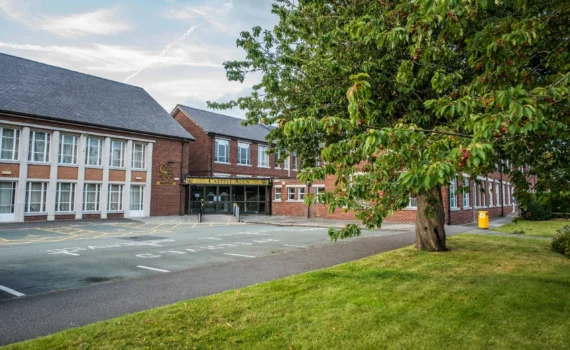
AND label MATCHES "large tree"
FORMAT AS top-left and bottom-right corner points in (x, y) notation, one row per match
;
(210, 0), (570, 251)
